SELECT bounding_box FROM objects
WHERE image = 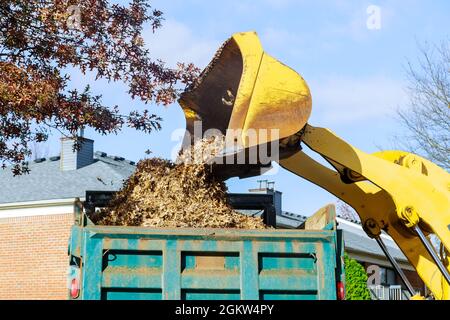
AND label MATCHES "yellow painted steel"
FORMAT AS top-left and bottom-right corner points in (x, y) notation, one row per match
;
(279, 126), (450, 300)
(178, 31), (311, 149)
(177, 31), (450, 299)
